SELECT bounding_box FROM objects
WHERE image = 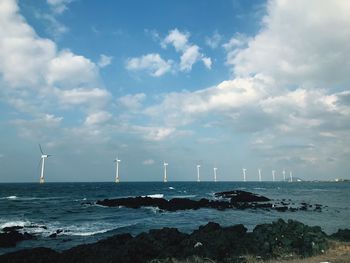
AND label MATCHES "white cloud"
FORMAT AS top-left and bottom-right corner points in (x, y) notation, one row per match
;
(226, 0), (350, 86)
(162, 28), (212, 72)
(179, 45), (202, 72)
(118, 124), (191, 142)
(142, 159), (155, 165)
(55, 88), (110, 107)
(47, 50), (99, 88)
(205, 31), (222, 49)
(98, 54), (113, 68)
(0, 0), (109, 113)
(34, 12), (68, 39)
(0, 0), (56, 88)
(12, 114), (63, 139)
(145, 75), (272, 127)
(126, 53), (172, 77)
(32, 0), (72, 39)
(84, 111), (112, 126)
(117, 93), (146, 111)
(134, 126), (175, 141)
(47, 0), (73, 14)
(202, 57), (212, 69)
(161, 29), (189, 51)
